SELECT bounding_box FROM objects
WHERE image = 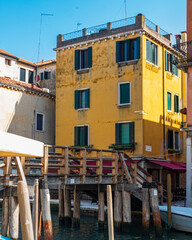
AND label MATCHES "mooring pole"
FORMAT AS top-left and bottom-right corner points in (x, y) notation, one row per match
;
(167, 173), (172, 228)
(149, 182), (162, 237)
(33, 179), (39, 240)
(9, 195), (19, 239)
(59, 182), (64, 222)
(142, 182), (150, 234)
(114, 188), (122, 231)
(64, 185), (72, 227)
(40, 178), (53, 240)
(73, 185), (81, 227)
(1, 190), (9, 237)
(98, 185), (105, 228)
(107, 185), (114, 240)
(122, 189), (131, 231)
